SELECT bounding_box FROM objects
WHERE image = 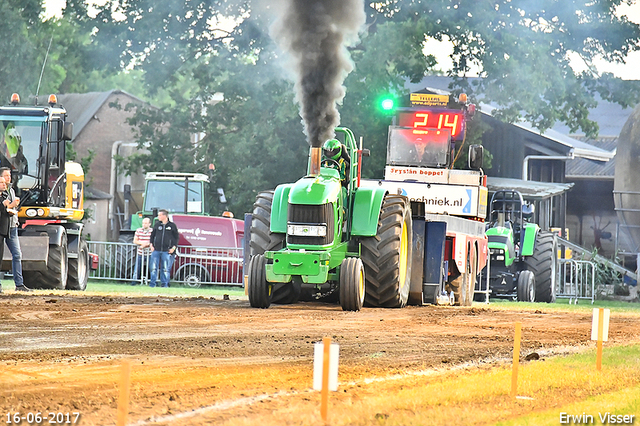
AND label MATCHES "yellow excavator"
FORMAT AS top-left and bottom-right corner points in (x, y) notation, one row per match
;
(0, 93), (90, 290)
